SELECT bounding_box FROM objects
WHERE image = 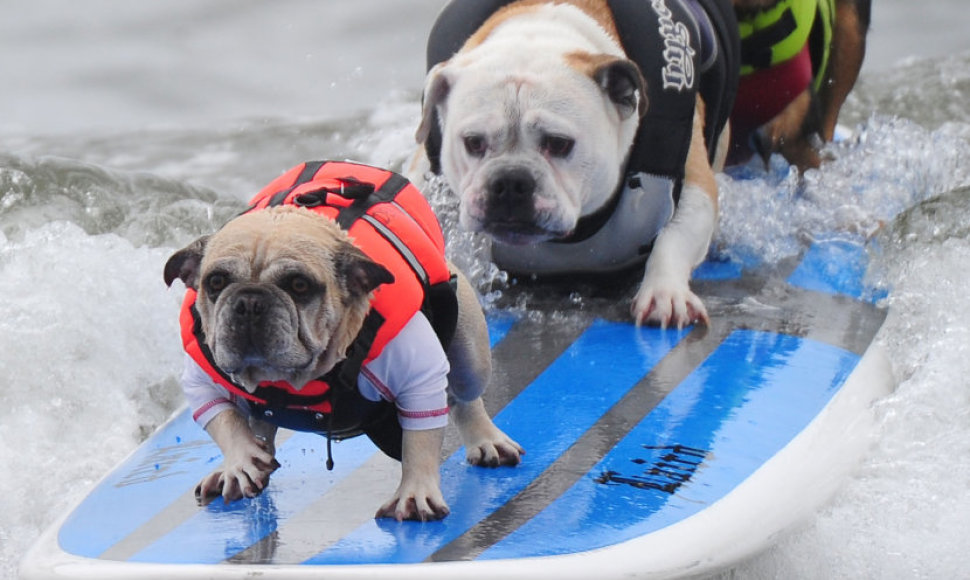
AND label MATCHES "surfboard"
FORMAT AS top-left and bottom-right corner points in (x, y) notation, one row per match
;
(21, 235), (893, 580)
